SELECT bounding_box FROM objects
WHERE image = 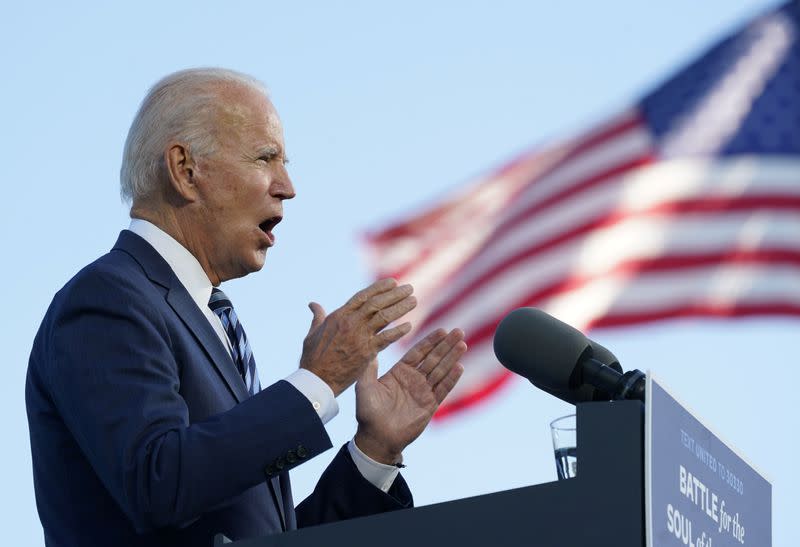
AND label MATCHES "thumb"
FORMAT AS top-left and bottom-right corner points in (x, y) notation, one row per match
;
(307, 301), (327, 333)
(357, 358), (379, 386)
